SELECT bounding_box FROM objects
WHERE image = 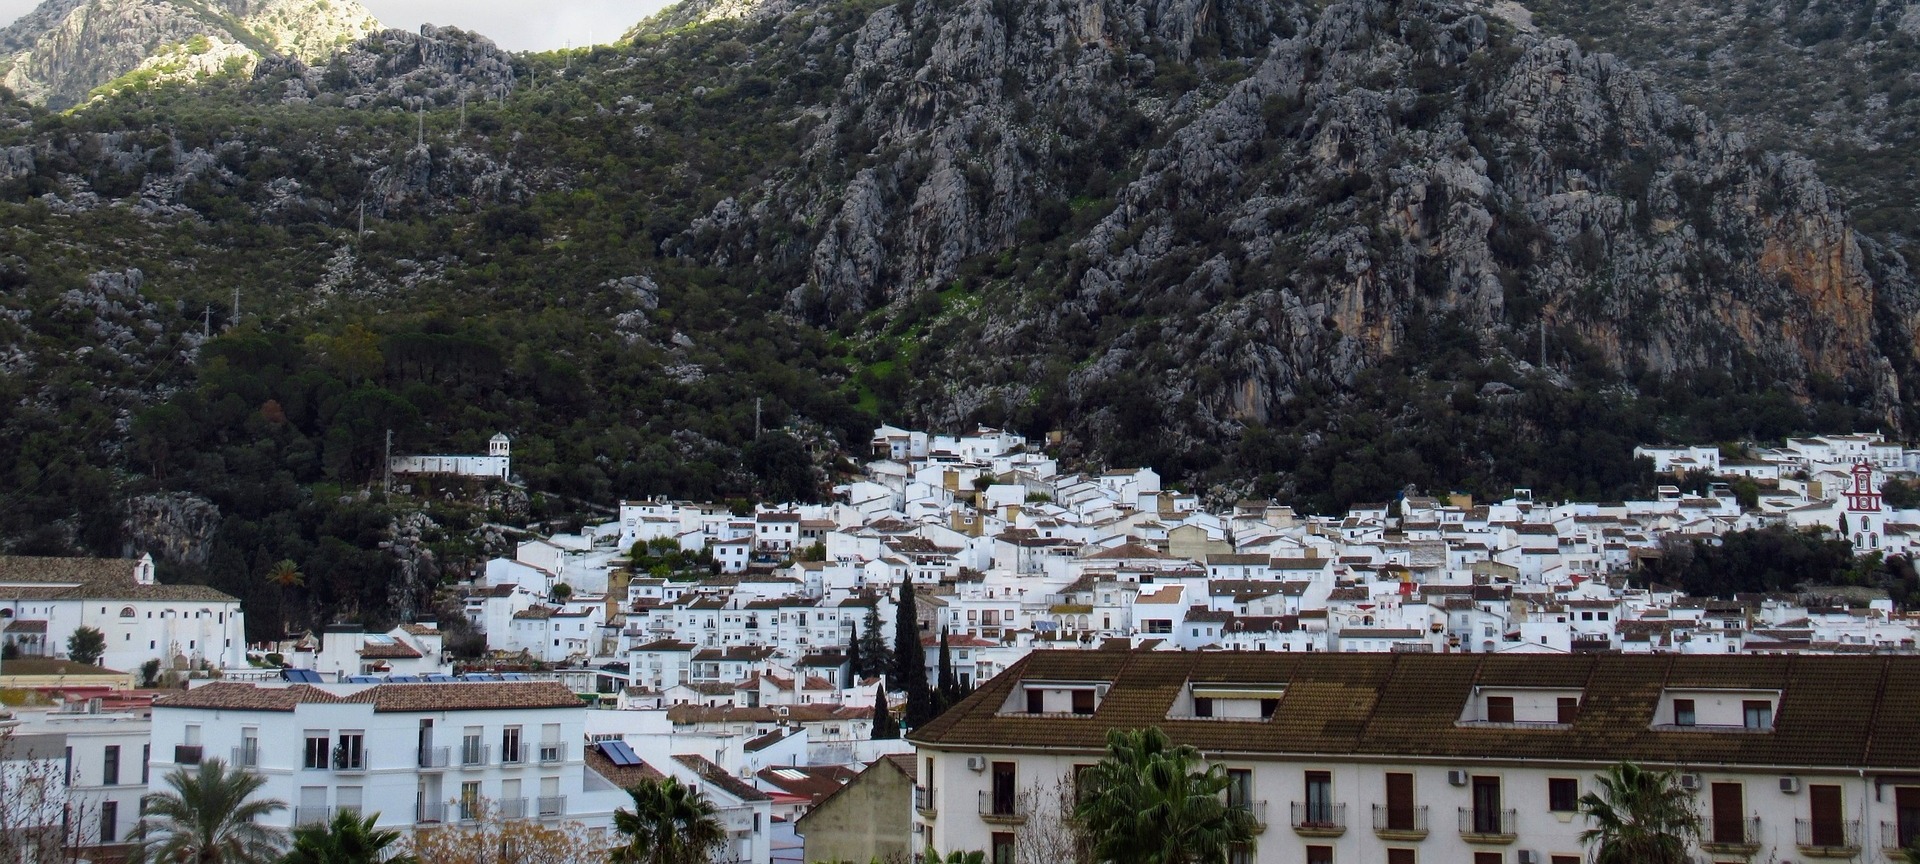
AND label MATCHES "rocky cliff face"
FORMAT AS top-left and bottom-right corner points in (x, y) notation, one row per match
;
(0, 0), (380, 108)
(668, 0), (1918, 456)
